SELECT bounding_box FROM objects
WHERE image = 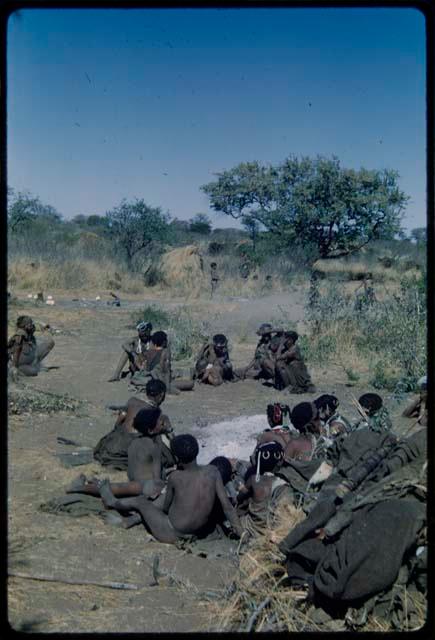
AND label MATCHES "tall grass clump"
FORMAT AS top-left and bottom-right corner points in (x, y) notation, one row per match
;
(303, 273), (427, 392)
